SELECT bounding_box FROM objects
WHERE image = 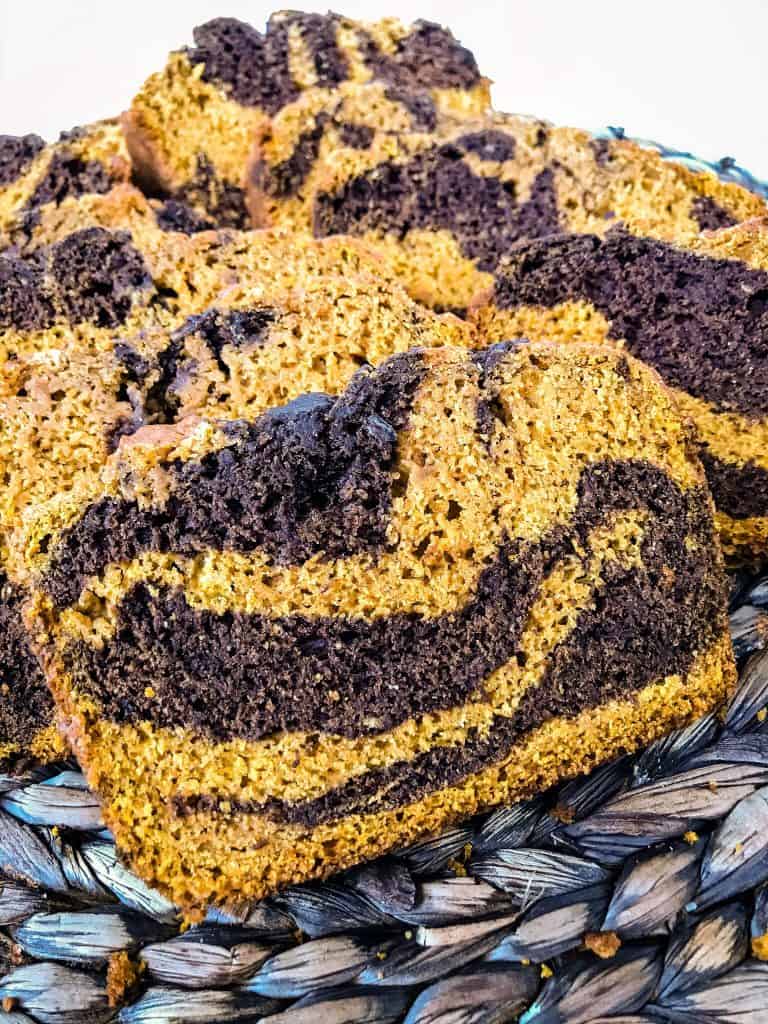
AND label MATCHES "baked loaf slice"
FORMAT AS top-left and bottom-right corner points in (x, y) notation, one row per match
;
(25, 341), (734, 907)
(0, 190), (164, 764)
(123, 13), (489, 226)
(0, 121), (133, 245)
(253, 96), (766, 310)
(471, 220), (768, 565)
(0, 198), (471, 761)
